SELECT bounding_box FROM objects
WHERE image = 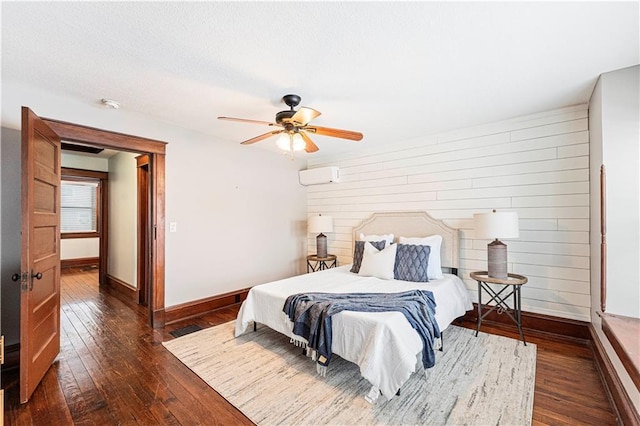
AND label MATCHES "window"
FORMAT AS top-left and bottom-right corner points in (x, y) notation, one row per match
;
(61, 180), (98, 233)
